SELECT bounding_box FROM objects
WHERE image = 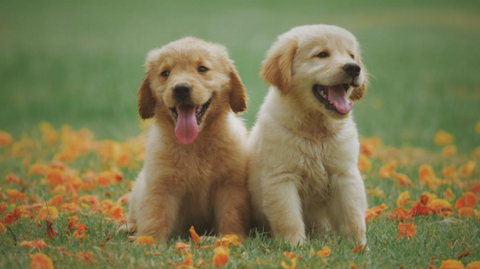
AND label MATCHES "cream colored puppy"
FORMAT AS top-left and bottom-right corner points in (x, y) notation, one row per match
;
(120, 37), (250, 242)
(248, 25), (368, 245)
